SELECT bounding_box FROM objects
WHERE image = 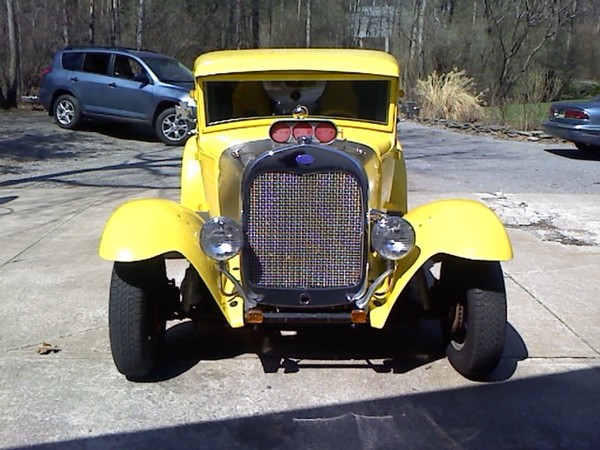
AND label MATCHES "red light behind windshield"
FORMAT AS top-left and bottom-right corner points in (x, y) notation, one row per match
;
(314, 122), (337, 143)
(292, 122), (313, 140)
(269, 120), (338, 144)
(269, 122), (292, 143)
